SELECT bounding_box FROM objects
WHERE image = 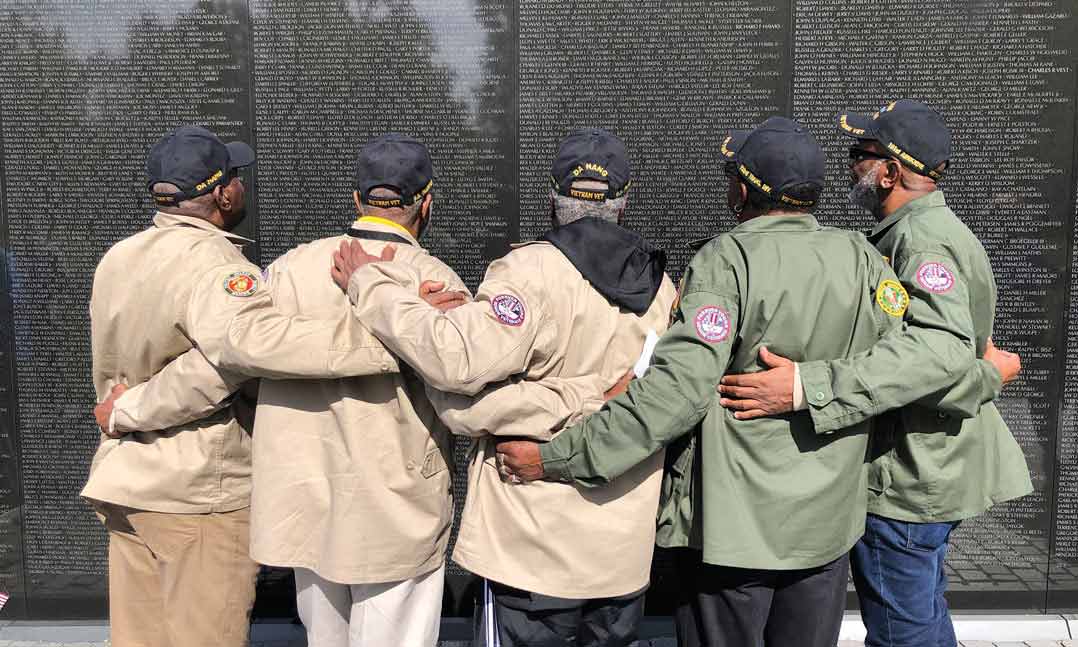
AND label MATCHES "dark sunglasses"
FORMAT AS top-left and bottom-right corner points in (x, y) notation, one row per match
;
(849, 147), (892, 164)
